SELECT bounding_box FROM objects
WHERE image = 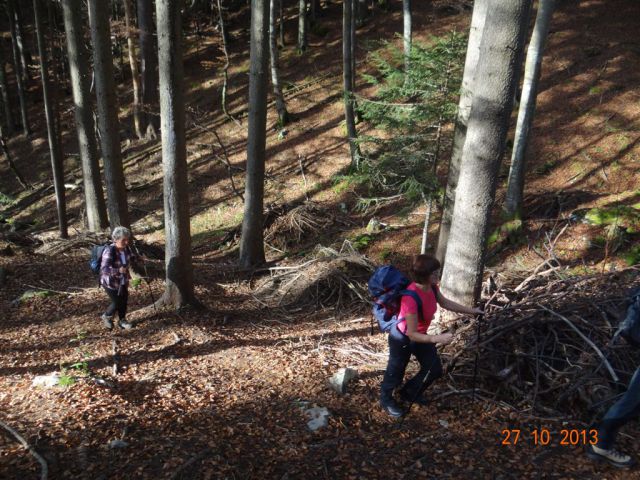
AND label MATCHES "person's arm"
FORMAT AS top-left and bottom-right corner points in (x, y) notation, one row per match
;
(100, 247), (120, 276)
(436, 290), (483, 316)
(404, 313), (453, 345)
